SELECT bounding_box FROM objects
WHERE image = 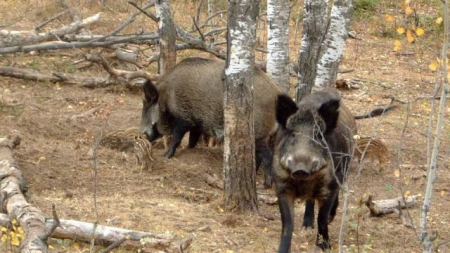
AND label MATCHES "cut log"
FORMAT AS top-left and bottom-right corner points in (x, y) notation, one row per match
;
(365, 195), (419, 217)
(0, 135), (50, 253)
